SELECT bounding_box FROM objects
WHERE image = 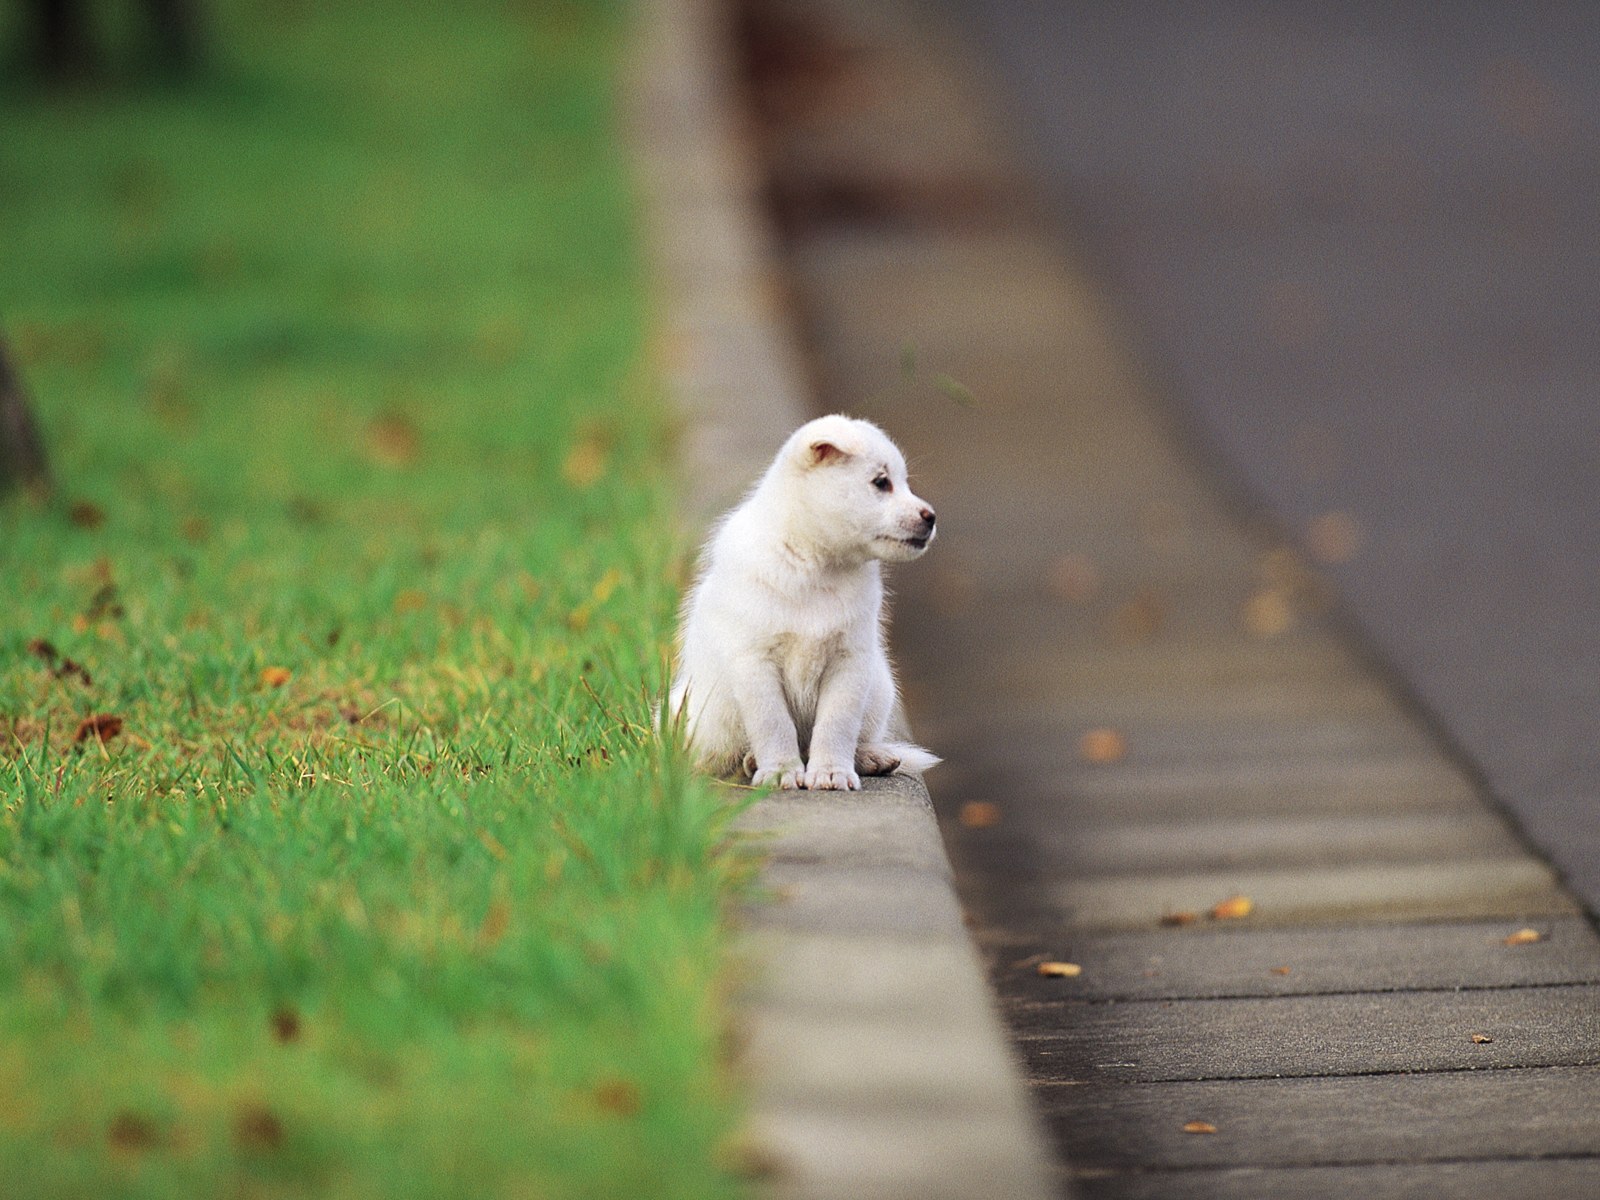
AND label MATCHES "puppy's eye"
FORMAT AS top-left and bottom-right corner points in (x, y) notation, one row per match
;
(871, 475), (892, 493)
